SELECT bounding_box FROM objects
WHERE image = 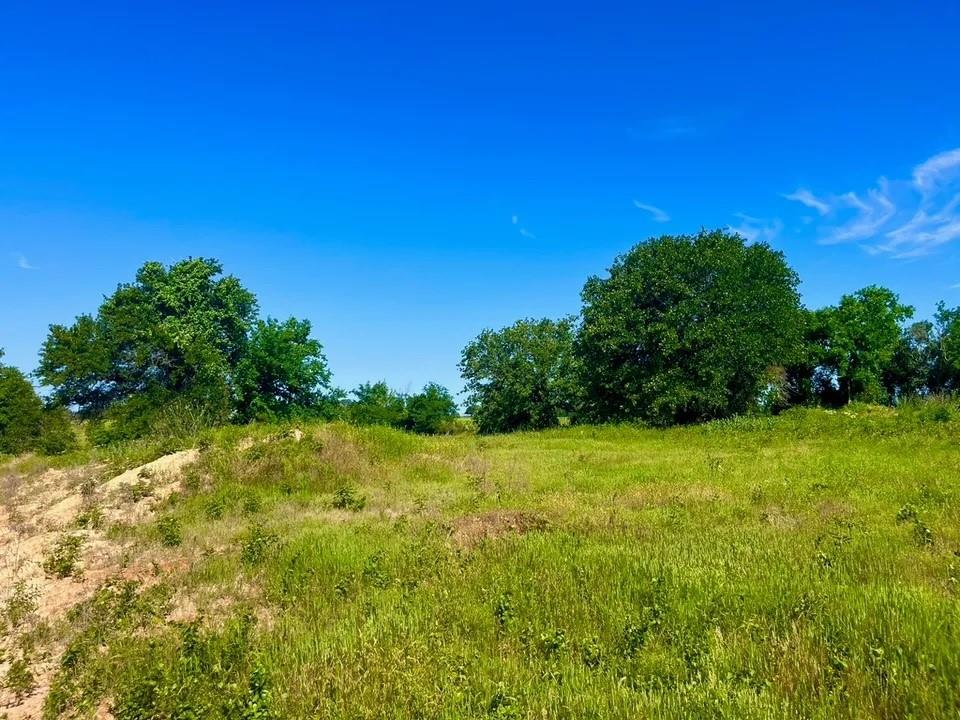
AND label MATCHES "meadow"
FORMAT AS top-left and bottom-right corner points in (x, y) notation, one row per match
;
(2, 404), (960, 719)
